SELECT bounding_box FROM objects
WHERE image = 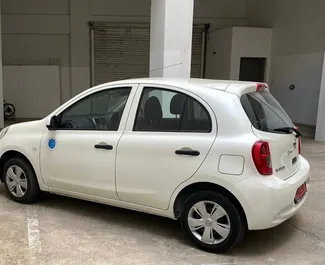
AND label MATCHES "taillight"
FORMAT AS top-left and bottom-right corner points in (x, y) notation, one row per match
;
(252, 141), (273, 175)
(256, 83), (266, 91)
